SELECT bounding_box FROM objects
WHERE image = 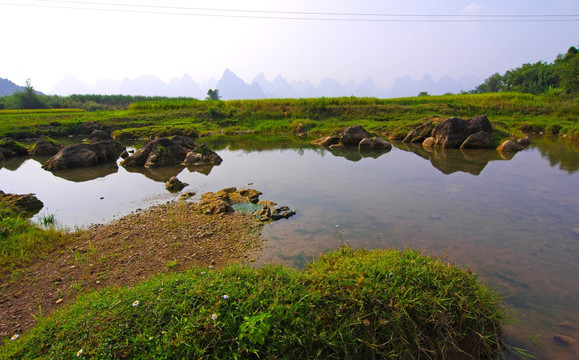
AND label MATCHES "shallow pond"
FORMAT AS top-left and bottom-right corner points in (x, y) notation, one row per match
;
(1, 136), (578, 359)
